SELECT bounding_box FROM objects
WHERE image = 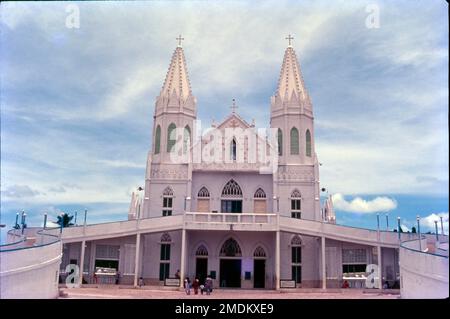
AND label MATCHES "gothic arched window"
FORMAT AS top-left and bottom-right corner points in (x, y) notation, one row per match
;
(220, 238), (242, 257)
(291, 190), (301, 219)
(160, 233), (171, 281)
(167, 123), (176, 153)
(253, 246), (267, 258)
(162, 187), (174, 216)
(183, 125), (191, 154)
(221, 179), (243, 198)
(290, 127), (299, 155)
(291, 235), (302, 246)
(155, 125), (161, 154)
(161, 233), (172, 243)
(254, 188), (266, 198)
(291, 235), (302, 284)
(306, 129), (312, 157)
(277, 128), (283, 156)
(195, 244), (208, 256)
(198, 187), (210, 198)
(231, 138), (237, 161)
